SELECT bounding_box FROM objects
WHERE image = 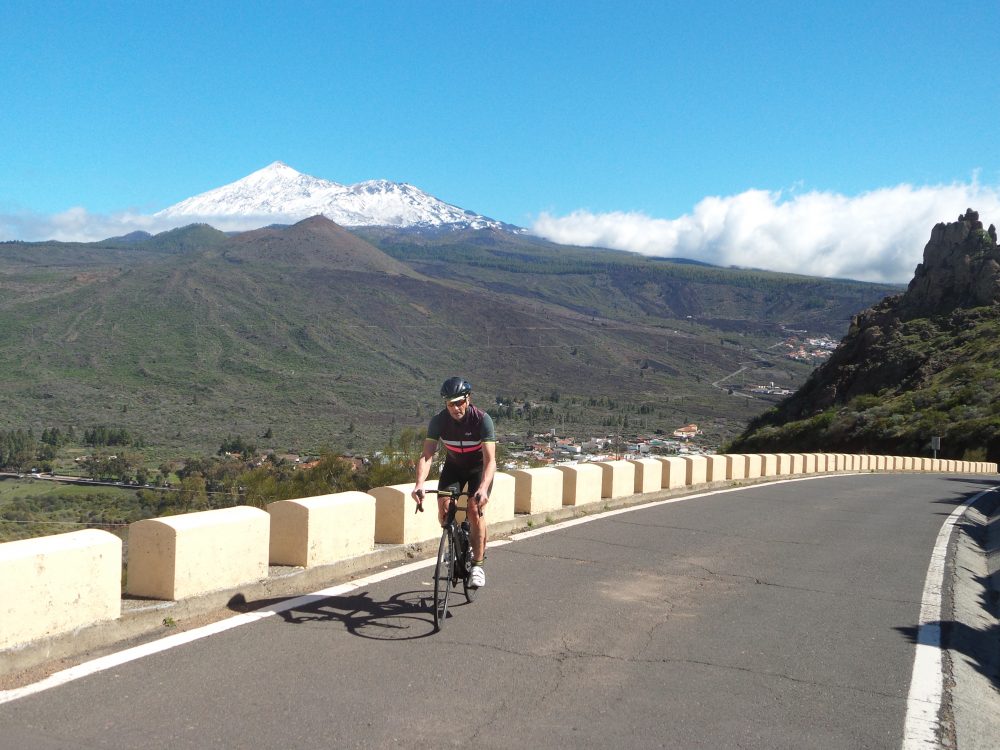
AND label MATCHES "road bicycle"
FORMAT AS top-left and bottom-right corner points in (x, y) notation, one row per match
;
(414, 483), (480, 630)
